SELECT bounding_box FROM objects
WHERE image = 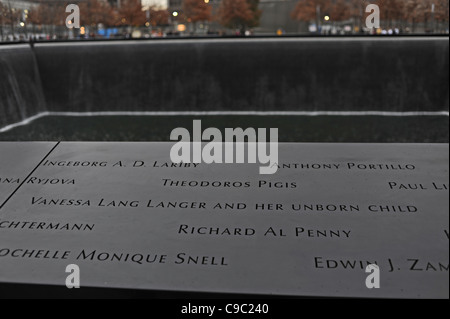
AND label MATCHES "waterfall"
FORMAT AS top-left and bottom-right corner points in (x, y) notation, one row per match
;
(0, 44), (47, 130)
